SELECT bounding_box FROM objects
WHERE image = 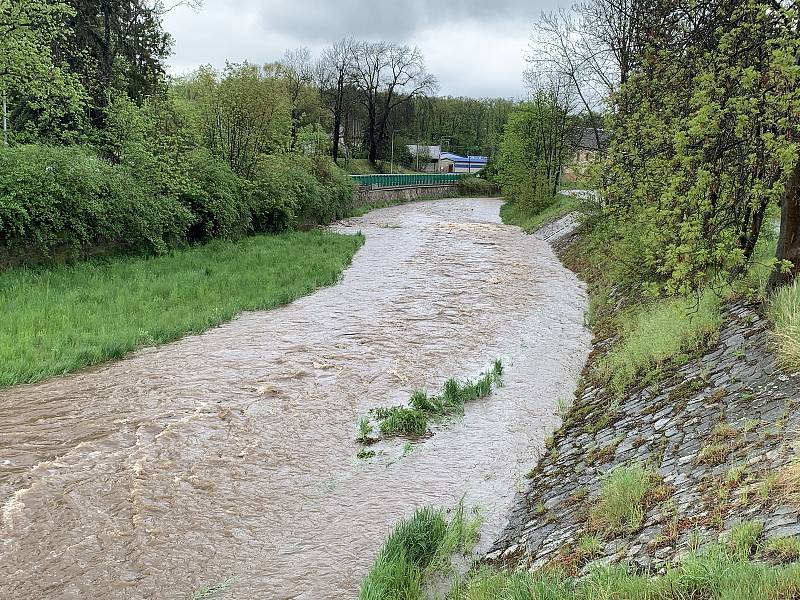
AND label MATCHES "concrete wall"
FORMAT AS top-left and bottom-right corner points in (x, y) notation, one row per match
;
(351, 184), (459, 211)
